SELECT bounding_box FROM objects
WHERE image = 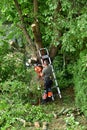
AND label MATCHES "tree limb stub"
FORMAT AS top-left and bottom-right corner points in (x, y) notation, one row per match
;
(31, 23), (43, 50)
